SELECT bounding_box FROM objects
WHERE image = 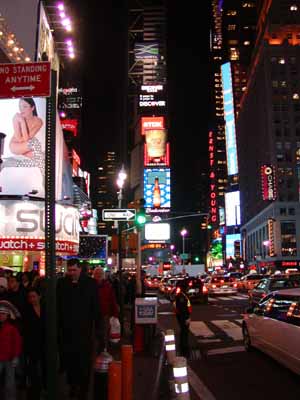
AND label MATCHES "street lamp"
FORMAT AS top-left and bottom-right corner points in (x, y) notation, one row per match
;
(116, 165), (127, 334)
(180, 228), (188, 265)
